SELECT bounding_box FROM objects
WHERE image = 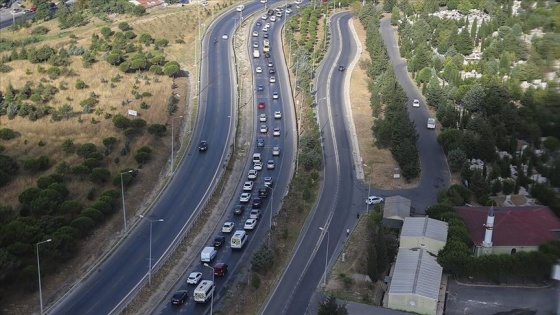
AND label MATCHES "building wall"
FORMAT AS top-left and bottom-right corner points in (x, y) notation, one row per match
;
(474, 245), (539, 256)
(400, 236), (446, 254)
(387, 293), (437, 315)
